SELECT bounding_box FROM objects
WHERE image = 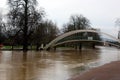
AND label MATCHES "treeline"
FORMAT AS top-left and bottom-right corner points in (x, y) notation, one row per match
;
(0, 0), (100, 51)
